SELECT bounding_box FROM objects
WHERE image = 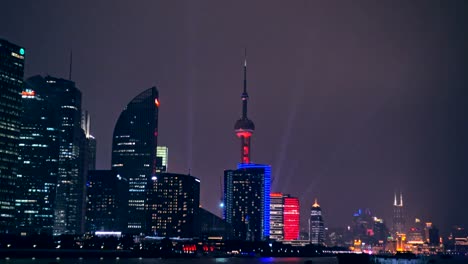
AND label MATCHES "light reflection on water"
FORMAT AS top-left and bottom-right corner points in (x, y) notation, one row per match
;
(0, 257), (339, 264)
